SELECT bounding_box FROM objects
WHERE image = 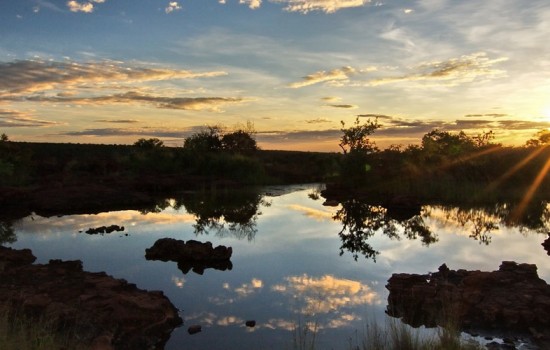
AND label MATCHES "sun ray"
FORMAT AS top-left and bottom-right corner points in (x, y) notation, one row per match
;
(509, 148), (550, 223)
(482, 146), (547, 196)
